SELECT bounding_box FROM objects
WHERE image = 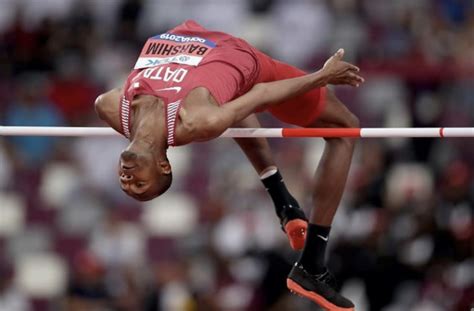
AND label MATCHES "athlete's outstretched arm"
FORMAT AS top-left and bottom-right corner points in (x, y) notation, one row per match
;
(191, 49), (363, 141)
(223, 49), (362, 119)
